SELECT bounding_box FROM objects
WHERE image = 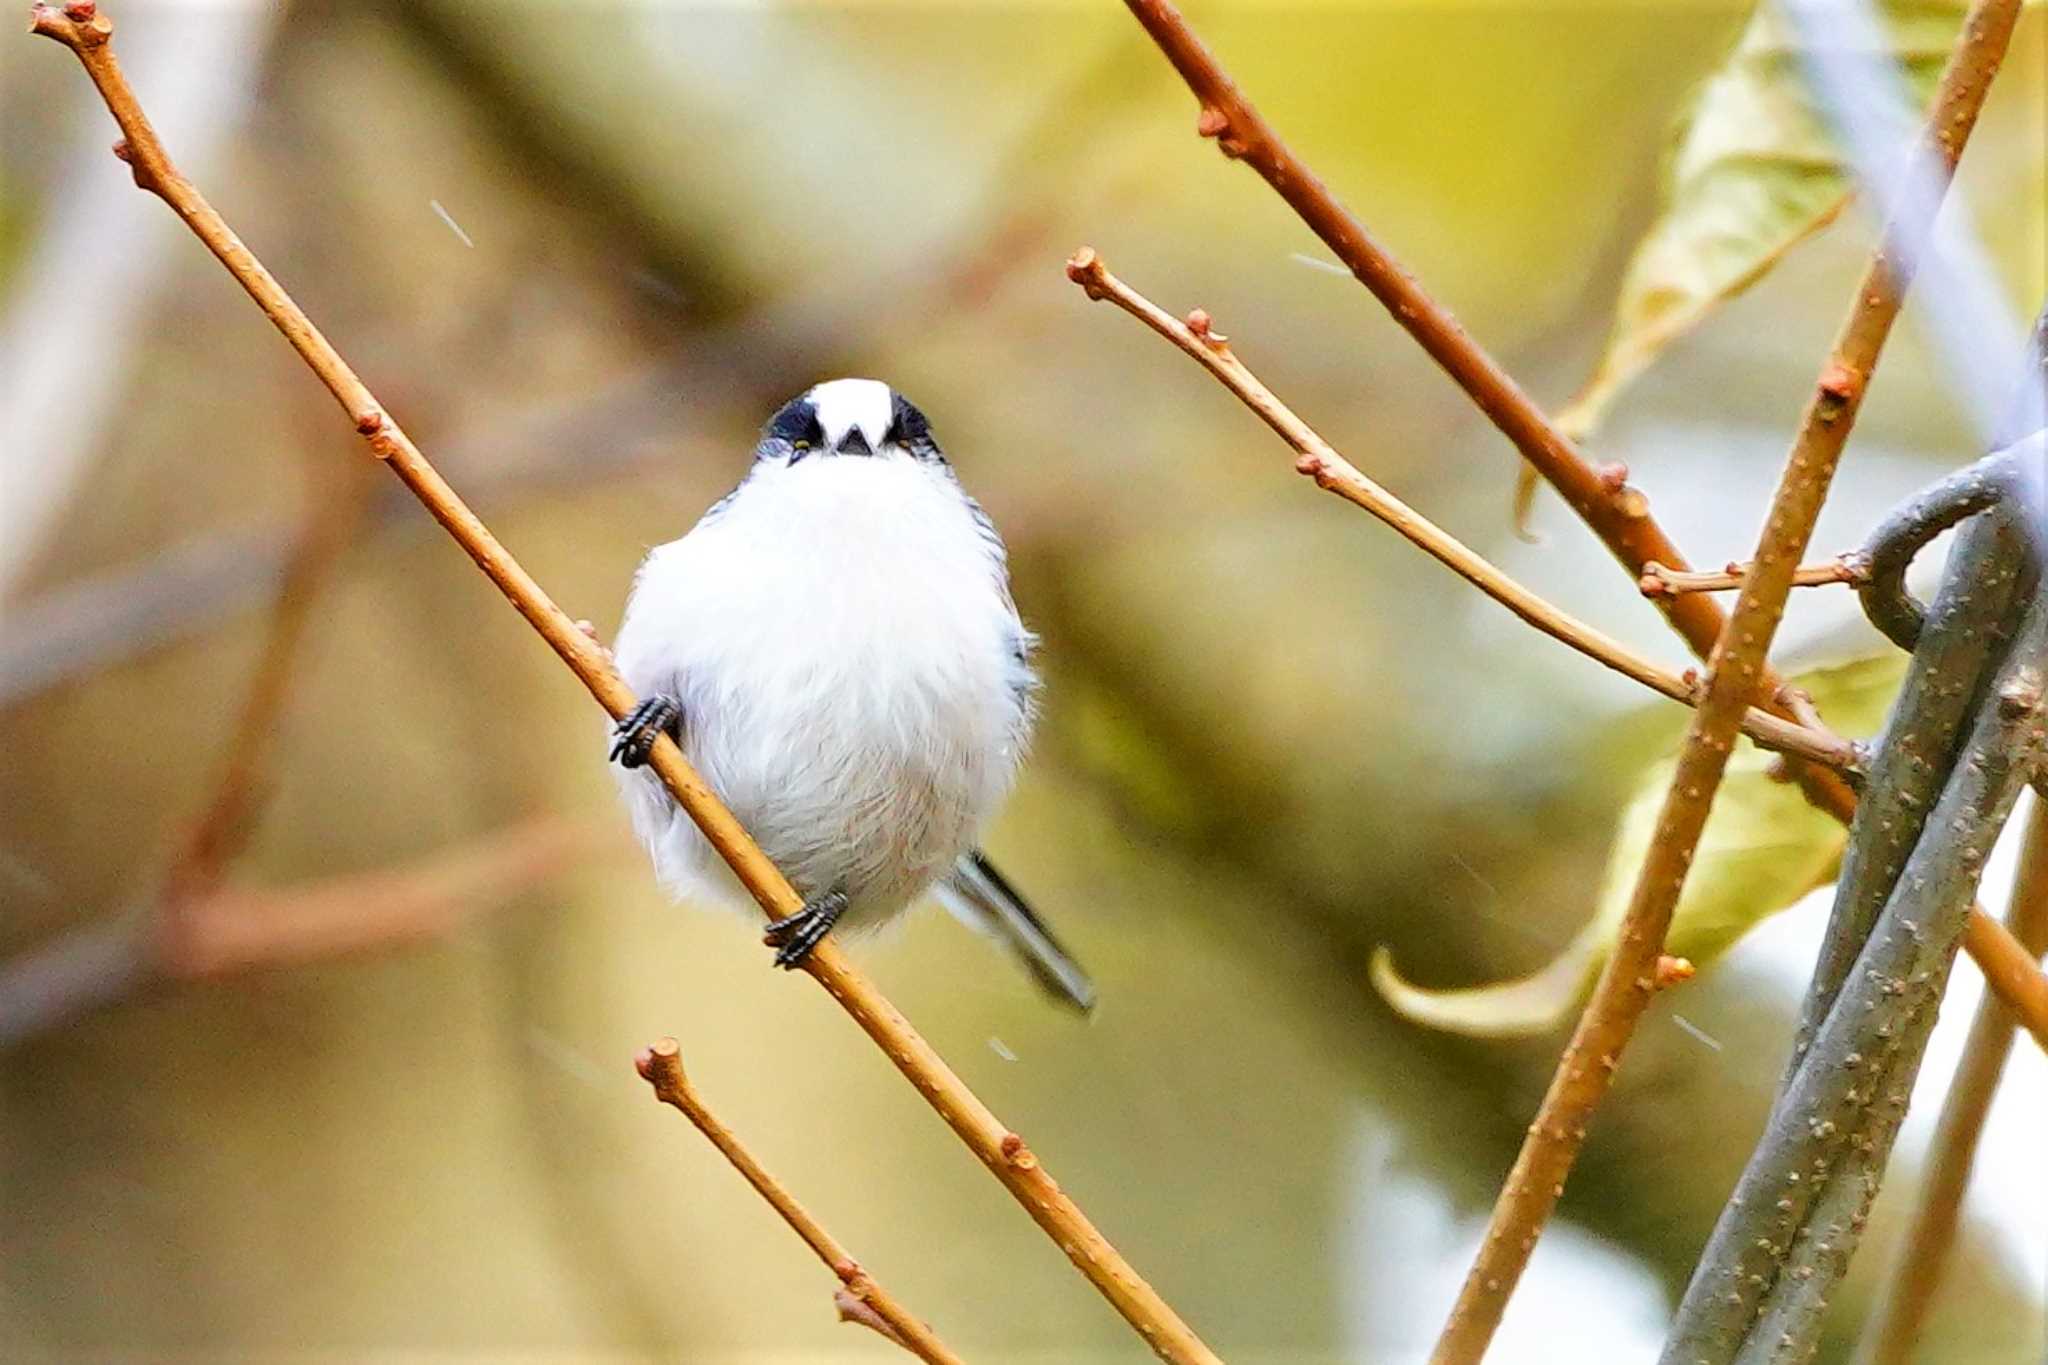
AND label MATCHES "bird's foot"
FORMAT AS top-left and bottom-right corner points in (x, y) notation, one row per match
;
(762, 888), (849, 969)
(609, 695), (681, 768)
